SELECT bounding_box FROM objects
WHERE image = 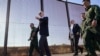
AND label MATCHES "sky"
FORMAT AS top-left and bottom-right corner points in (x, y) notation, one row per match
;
(0, 0), (100, 47)
(67, 0), (100, 6)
